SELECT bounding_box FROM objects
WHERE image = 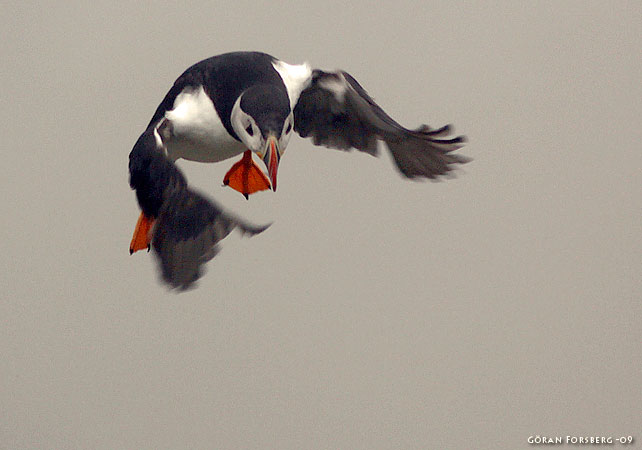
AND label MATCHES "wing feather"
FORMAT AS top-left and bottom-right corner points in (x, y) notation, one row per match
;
(129, 124), (269, 290)
(294, 70), (469, 179)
